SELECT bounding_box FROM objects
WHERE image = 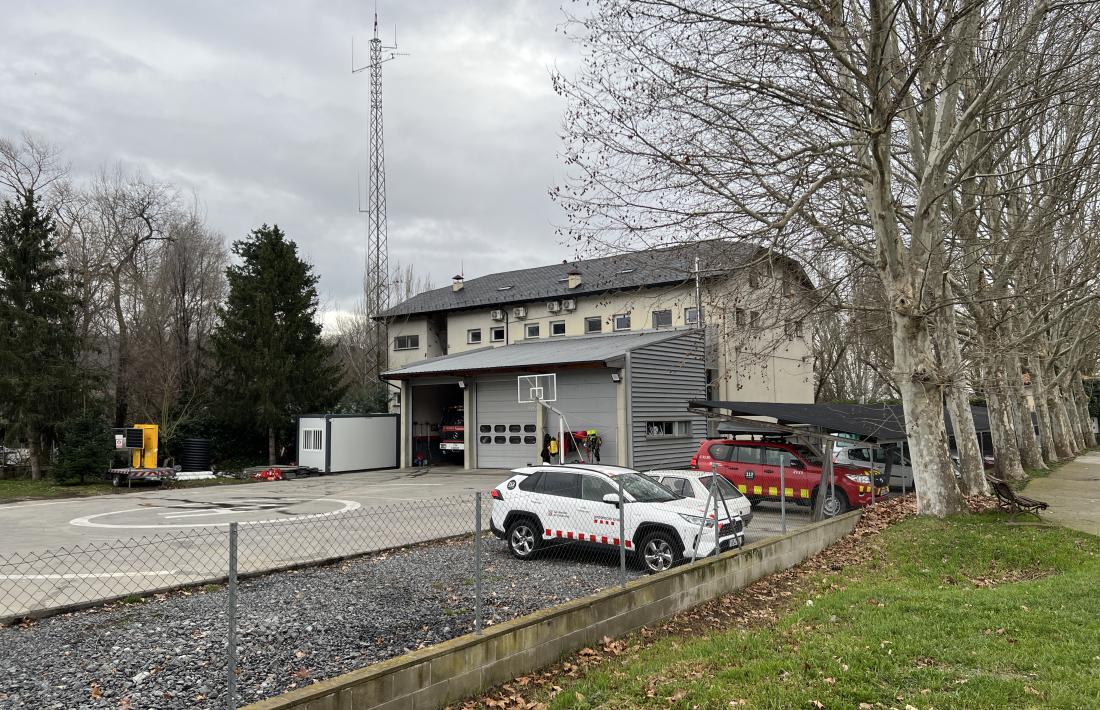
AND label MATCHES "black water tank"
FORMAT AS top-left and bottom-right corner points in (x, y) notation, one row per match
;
(180, 438), (212, 472)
